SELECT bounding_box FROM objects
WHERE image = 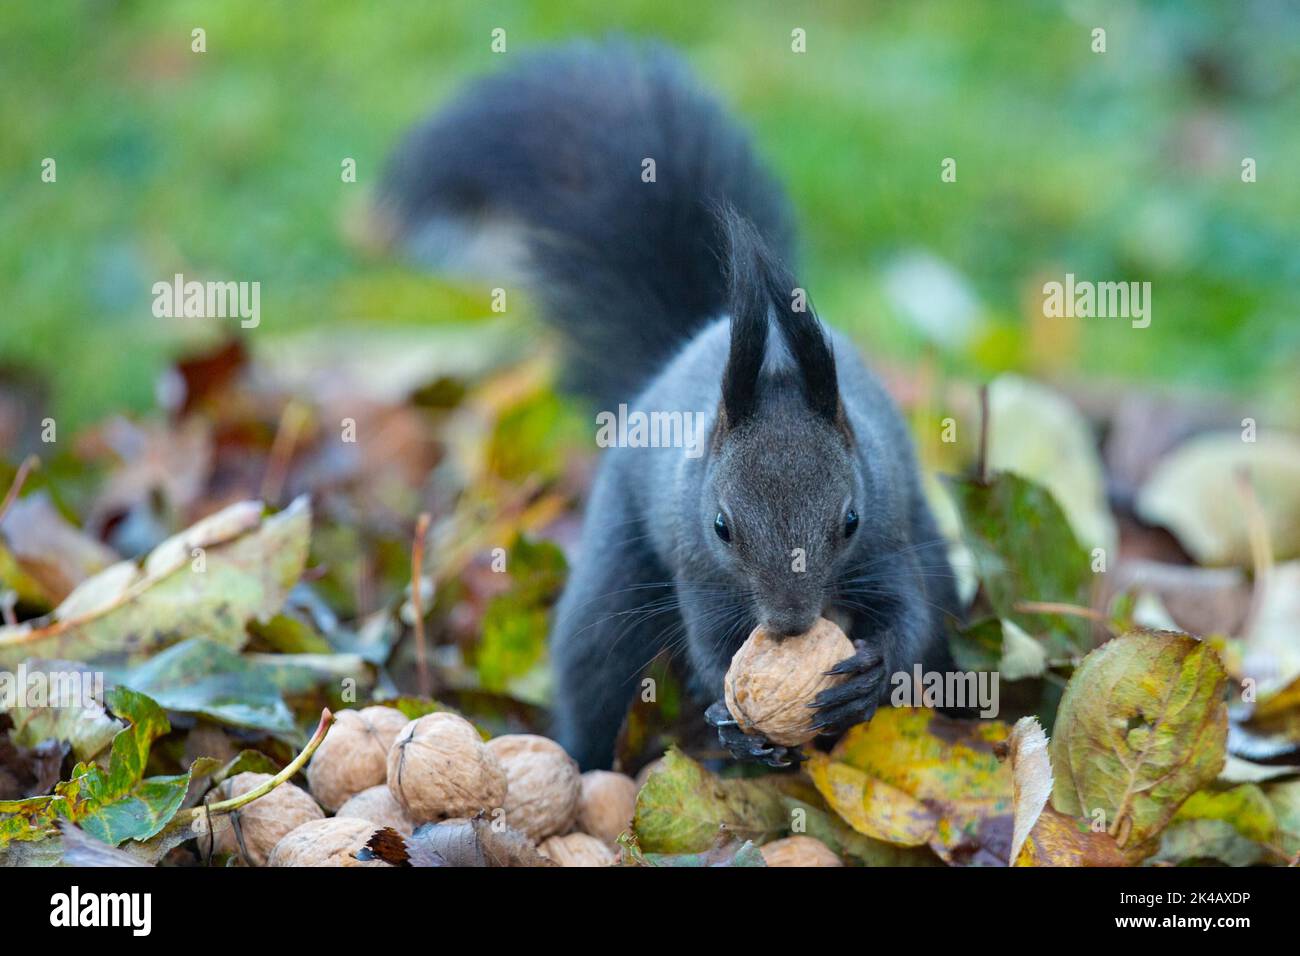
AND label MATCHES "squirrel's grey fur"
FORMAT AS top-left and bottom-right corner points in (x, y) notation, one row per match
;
(383, 39), (960, 770)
